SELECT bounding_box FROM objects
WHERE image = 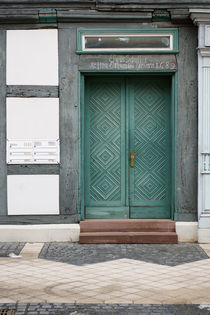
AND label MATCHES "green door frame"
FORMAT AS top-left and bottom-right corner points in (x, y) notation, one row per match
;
(78, 70), (177, 221)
